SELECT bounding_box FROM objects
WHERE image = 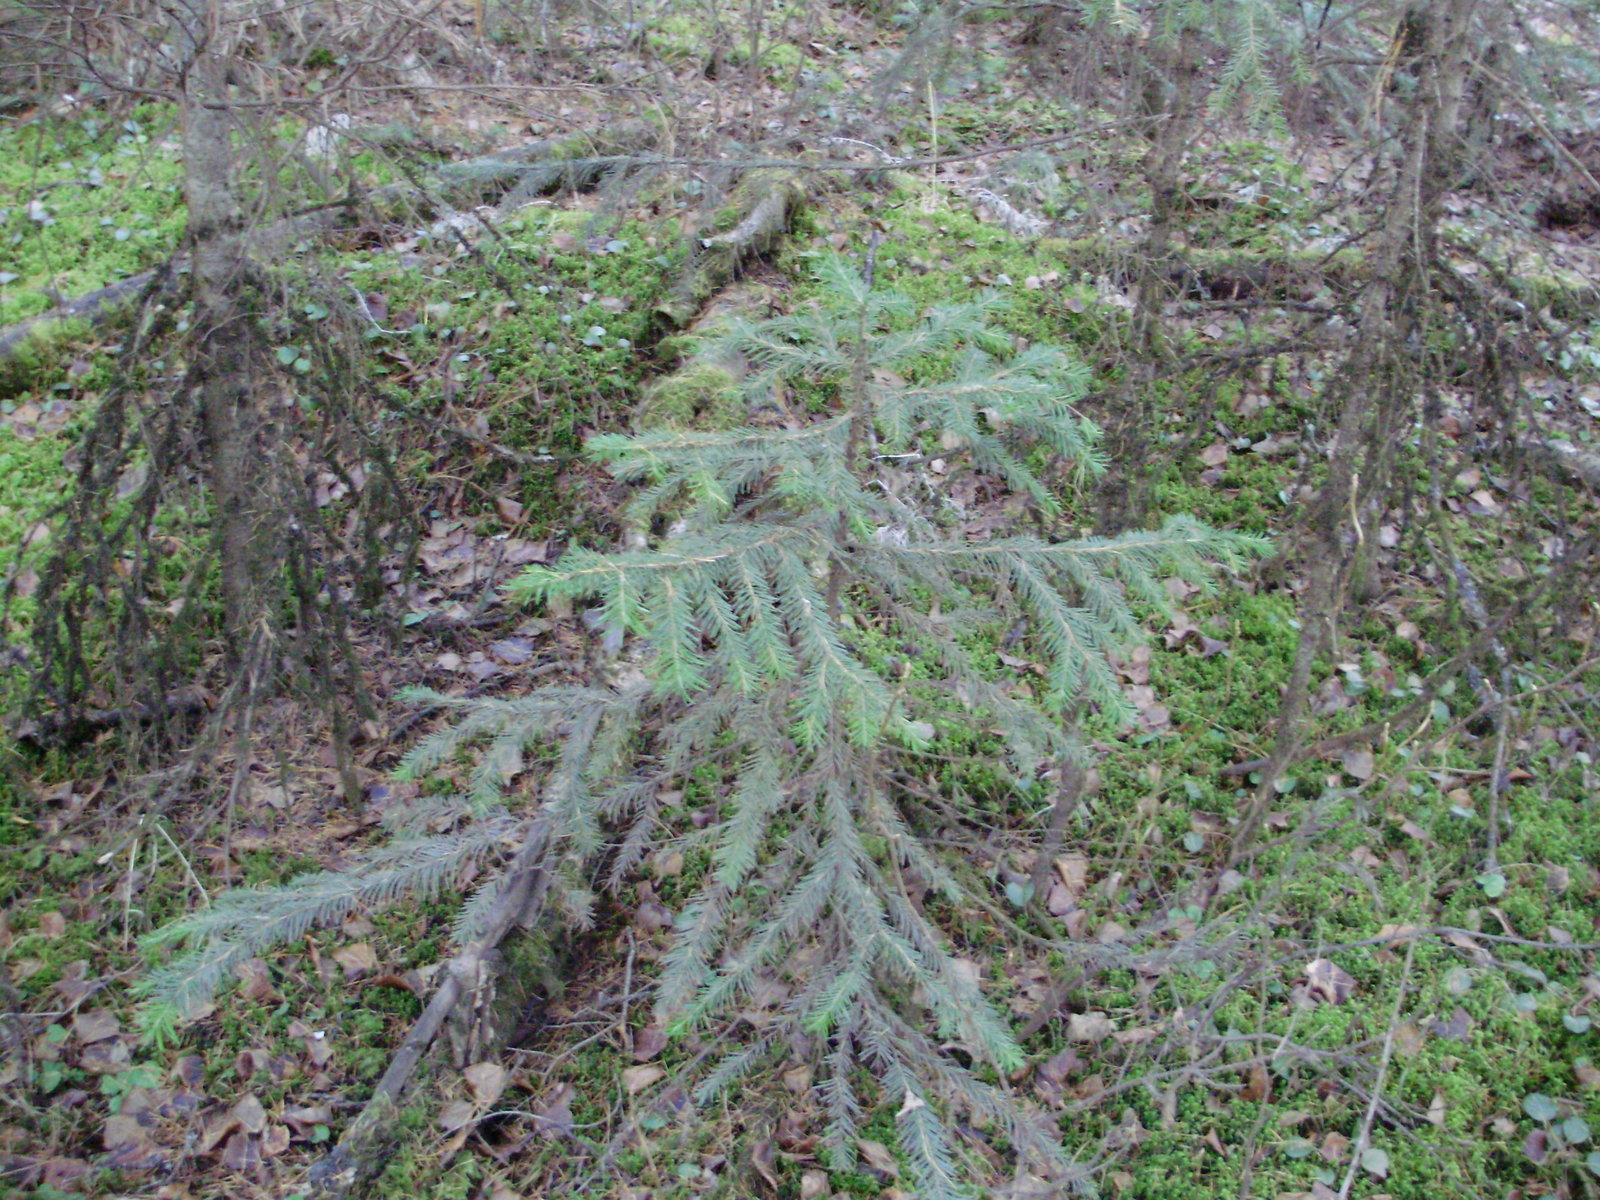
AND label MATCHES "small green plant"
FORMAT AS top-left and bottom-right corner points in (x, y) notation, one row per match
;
(138, 250), (1265, 1197)
(102, 1062), (162, 1113)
